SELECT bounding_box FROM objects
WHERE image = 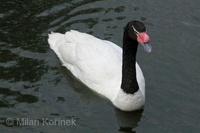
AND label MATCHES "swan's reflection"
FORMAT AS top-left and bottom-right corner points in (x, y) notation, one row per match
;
(115, 108), (143, 133)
